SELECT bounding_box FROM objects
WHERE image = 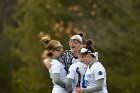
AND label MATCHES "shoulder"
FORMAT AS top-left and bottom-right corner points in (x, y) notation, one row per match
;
(76, 62), (86, 67)
(70, 61), (80, 67)
(69, 63), (77, 69)
(92, 62), (105, 71)
(51, 59), (60, 64)
(93, 62), (103, 67)
(69, 62), (86, 70)
(69, 62), (80, 70)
